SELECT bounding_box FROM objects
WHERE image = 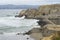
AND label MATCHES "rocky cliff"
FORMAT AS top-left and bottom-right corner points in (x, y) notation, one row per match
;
(18, 4), (60, 18)
(17, 4), (60, 25)
(17, 4), (60, 40)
